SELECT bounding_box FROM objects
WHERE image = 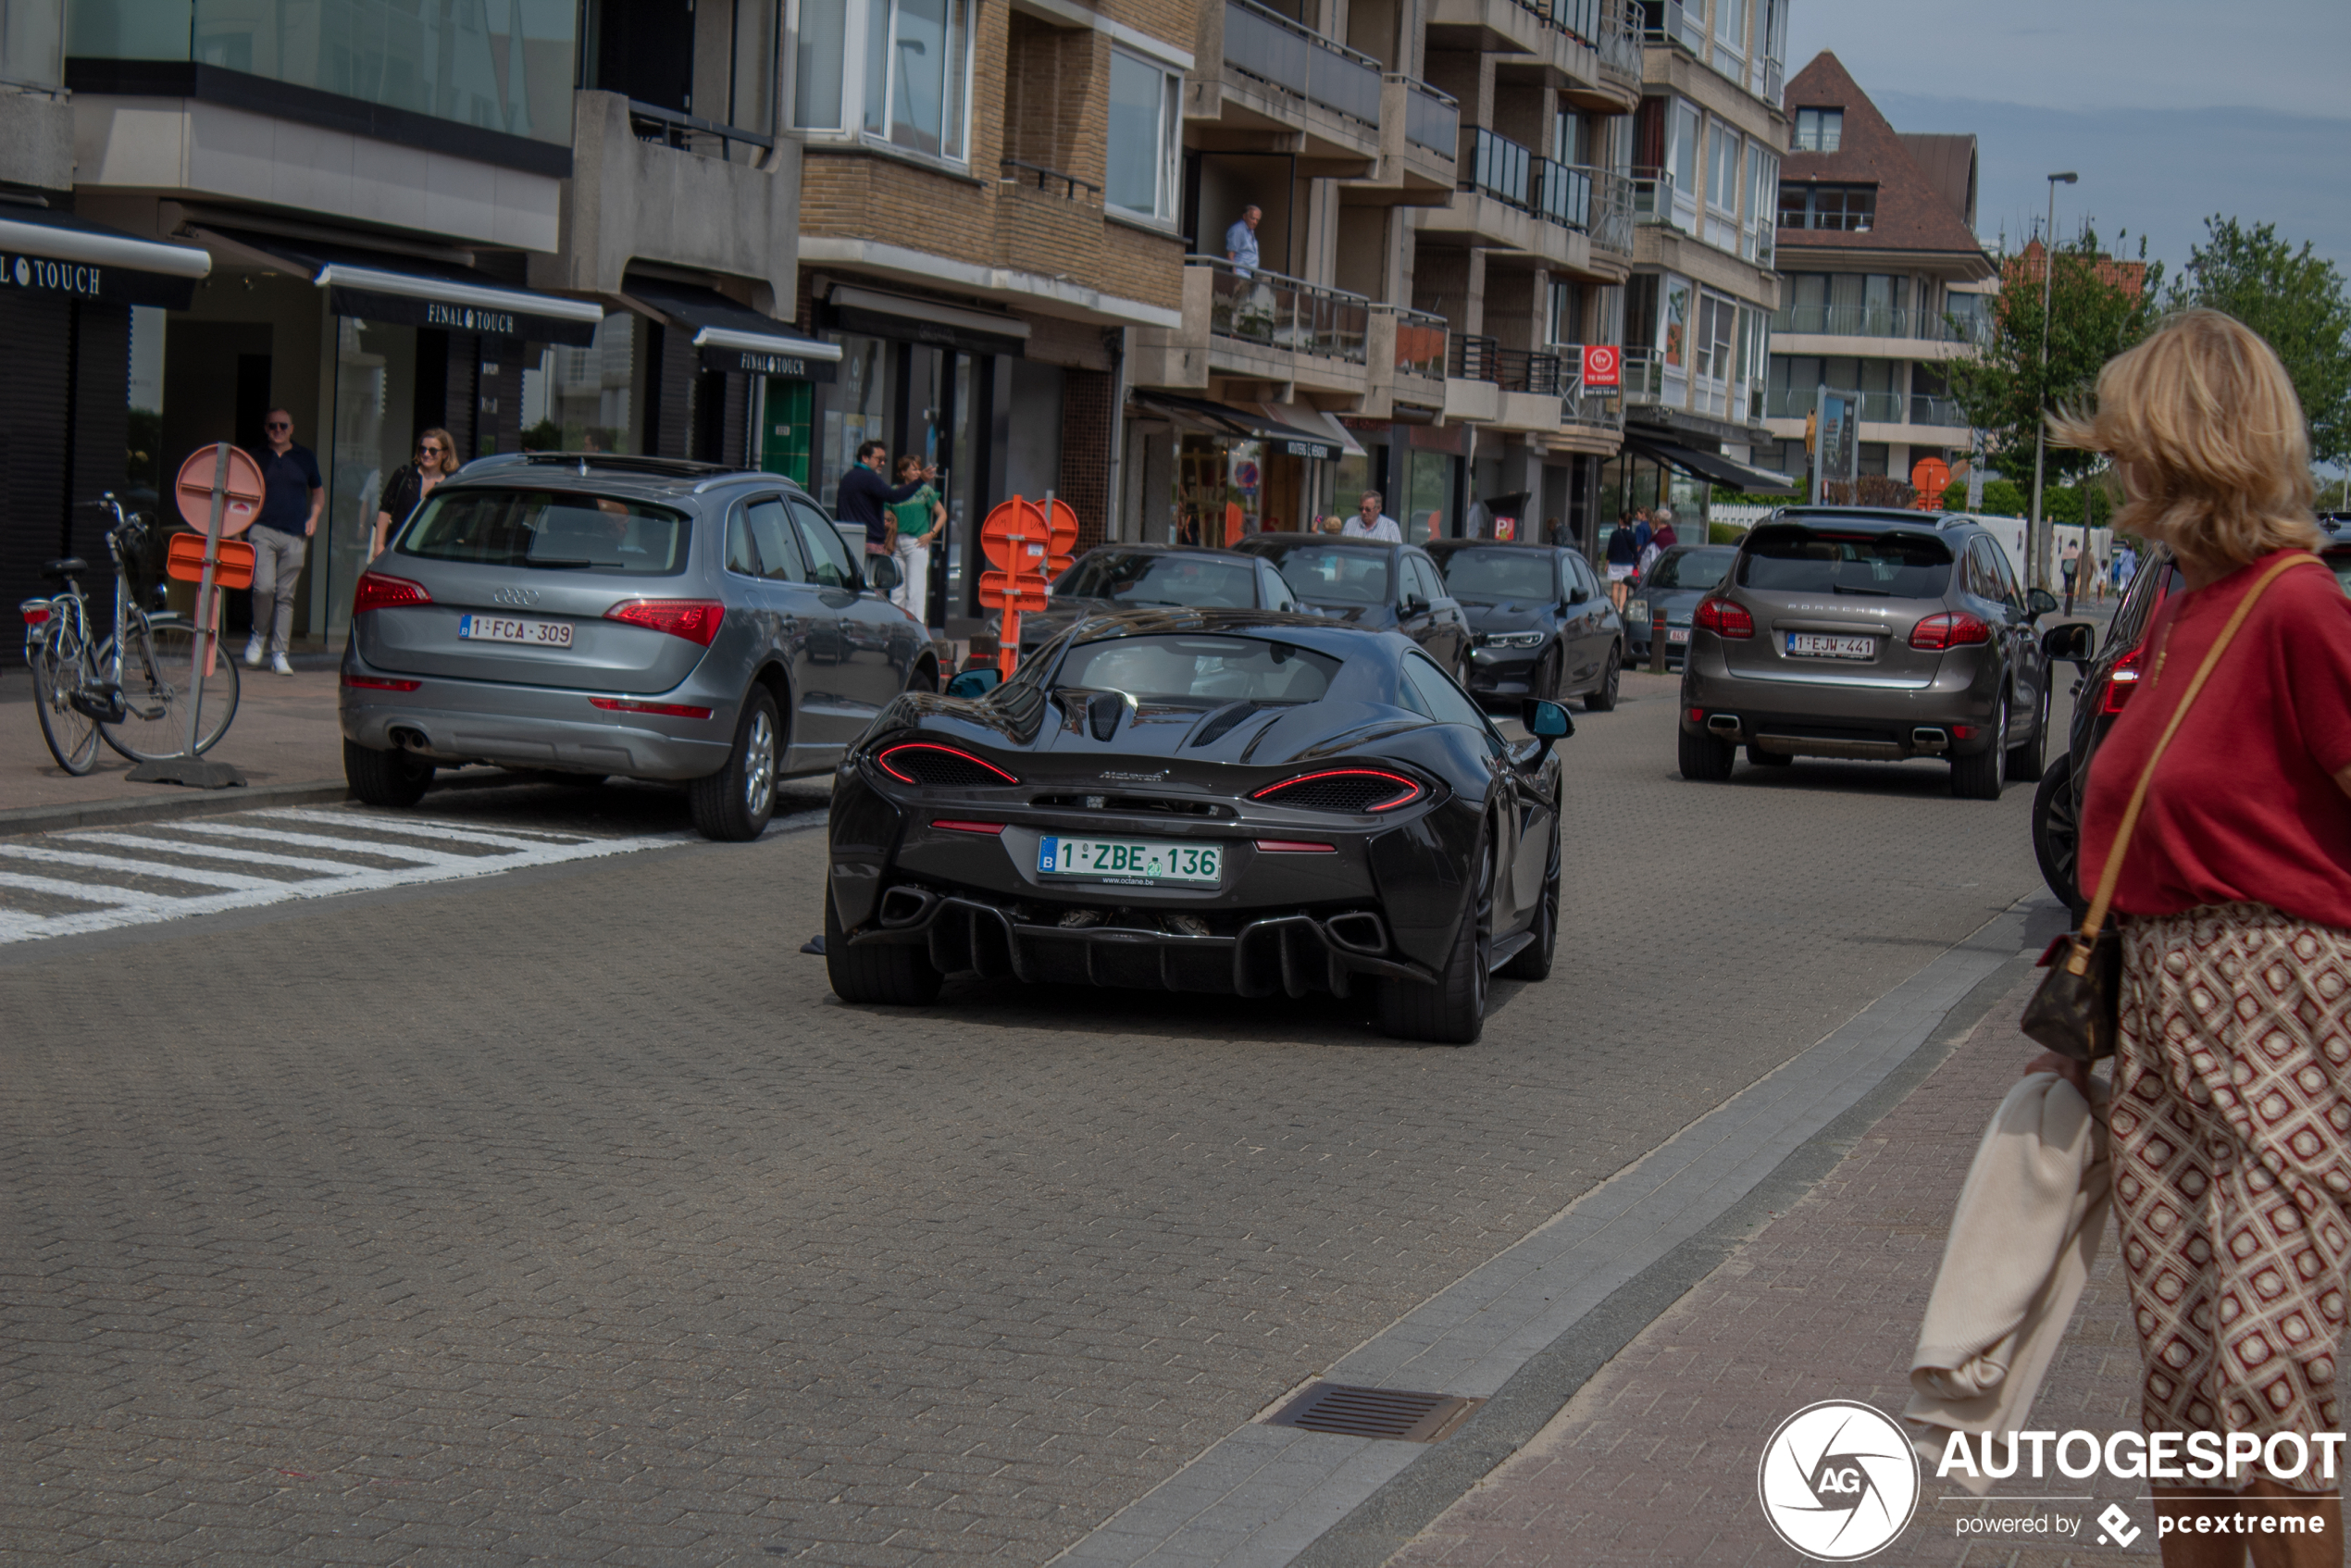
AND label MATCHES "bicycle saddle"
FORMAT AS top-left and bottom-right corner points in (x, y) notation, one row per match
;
(42, 557), (88, 579)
